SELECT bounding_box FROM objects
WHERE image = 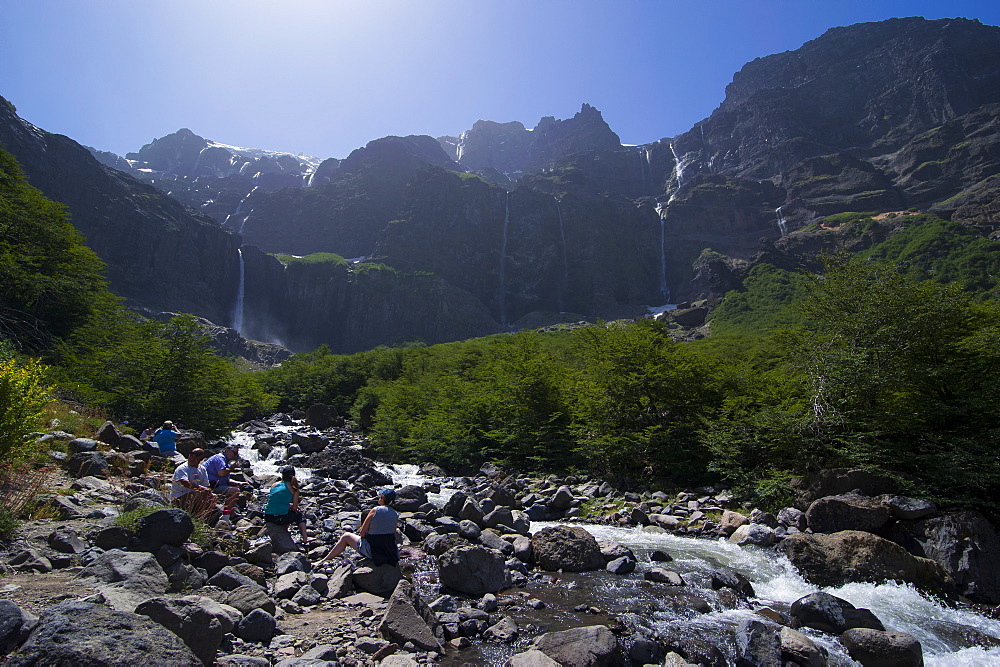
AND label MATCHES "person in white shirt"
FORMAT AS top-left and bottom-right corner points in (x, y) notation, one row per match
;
(170, 448), (212, 512)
